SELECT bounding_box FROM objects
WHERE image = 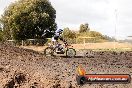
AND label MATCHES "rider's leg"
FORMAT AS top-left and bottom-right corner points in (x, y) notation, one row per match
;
(51, 37), (59, 50)
(51, 37), (56, 48)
